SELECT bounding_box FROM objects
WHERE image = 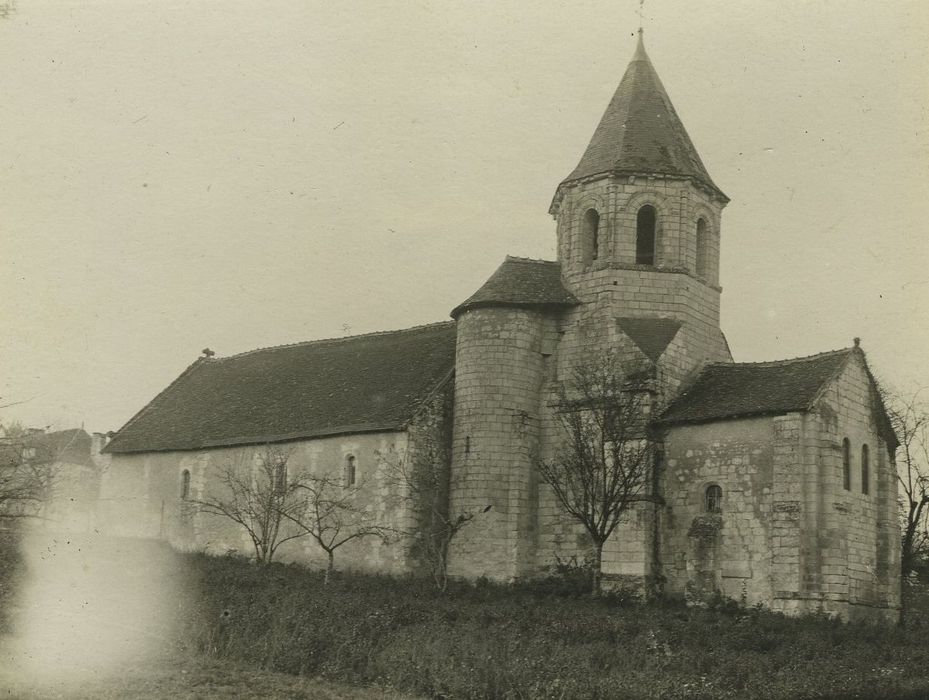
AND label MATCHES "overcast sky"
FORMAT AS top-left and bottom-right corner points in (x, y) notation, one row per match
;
(1, 1), (927, 433)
